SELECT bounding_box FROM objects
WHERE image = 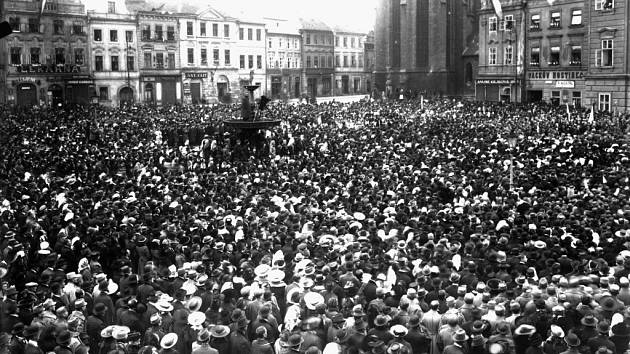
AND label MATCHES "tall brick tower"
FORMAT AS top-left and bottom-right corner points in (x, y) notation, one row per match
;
(374, 0), (479, 98)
